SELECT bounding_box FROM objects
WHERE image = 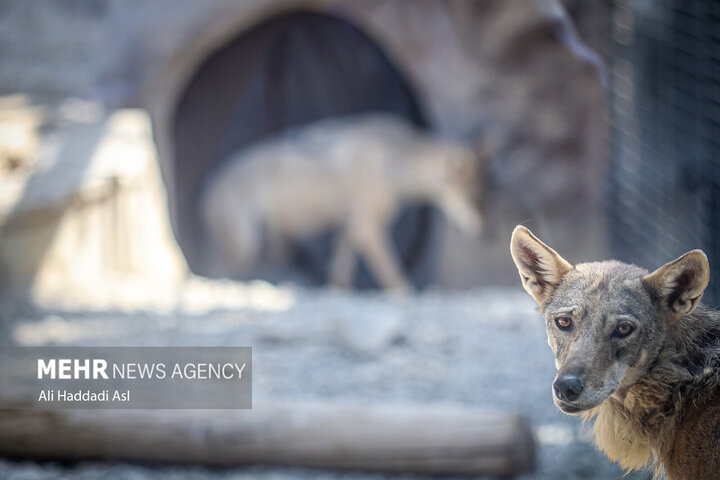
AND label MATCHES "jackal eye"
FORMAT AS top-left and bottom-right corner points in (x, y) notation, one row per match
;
(555, 316), (573, 331)
(613, 323), (635, 338)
